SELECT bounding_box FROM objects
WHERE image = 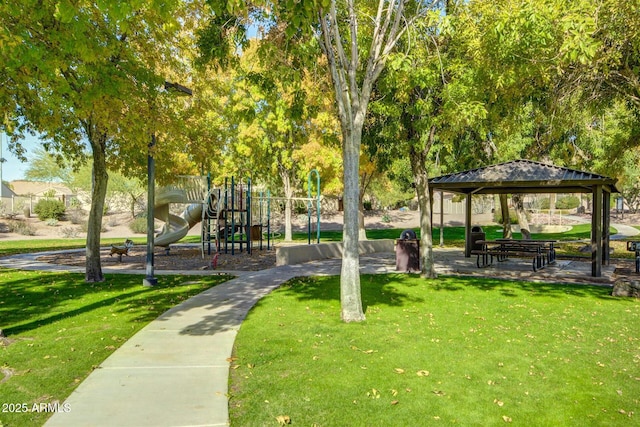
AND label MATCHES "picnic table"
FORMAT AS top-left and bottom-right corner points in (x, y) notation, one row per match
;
(471, 239), (557, 272)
